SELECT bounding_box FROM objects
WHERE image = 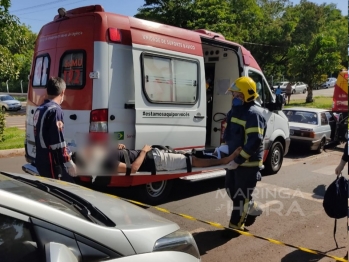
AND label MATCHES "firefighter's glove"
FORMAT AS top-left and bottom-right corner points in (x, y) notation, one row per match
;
(227, 160), (239, 170)
(67, 162), (77, 177)
(335, 159), (347, 175)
